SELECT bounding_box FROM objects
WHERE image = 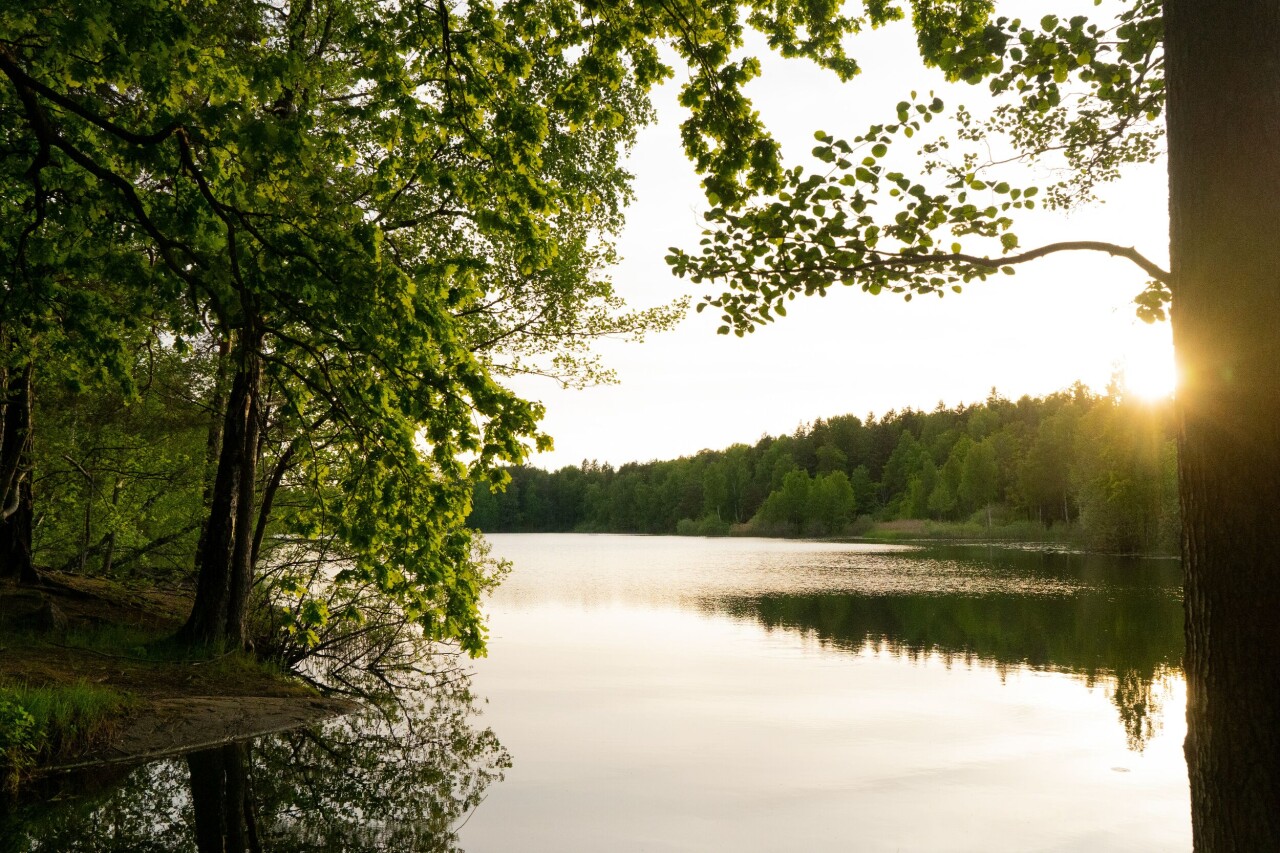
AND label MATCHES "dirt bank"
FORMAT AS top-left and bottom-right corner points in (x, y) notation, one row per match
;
(1, 574), (357, 777)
